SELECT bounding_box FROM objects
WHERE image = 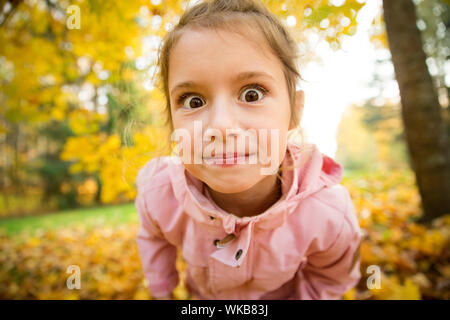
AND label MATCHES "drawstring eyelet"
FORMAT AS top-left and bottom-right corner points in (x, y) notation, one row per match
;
(235, 249), (243, 260)
(213, 233), (236, 248)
